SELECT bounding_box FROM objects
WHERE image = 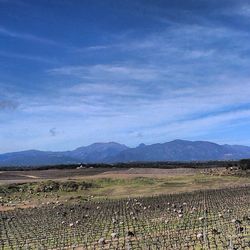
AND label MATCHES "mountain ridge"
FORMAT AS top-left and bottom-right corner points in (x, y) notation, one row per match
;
(0, 140), (250, 166)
